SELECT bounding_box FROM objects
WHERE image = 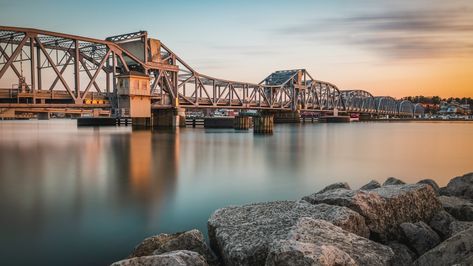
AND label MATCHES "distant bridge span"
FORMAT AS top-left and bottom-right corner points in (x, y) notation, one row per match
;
(0, 26), (424, 118)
